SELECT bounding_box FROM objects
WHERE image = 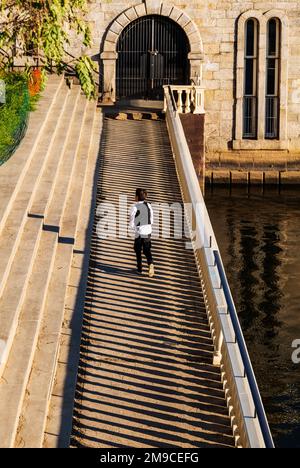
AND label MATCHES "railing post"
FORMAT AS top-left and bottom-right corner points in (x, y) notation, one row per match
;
(194, 87), (204, 114)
